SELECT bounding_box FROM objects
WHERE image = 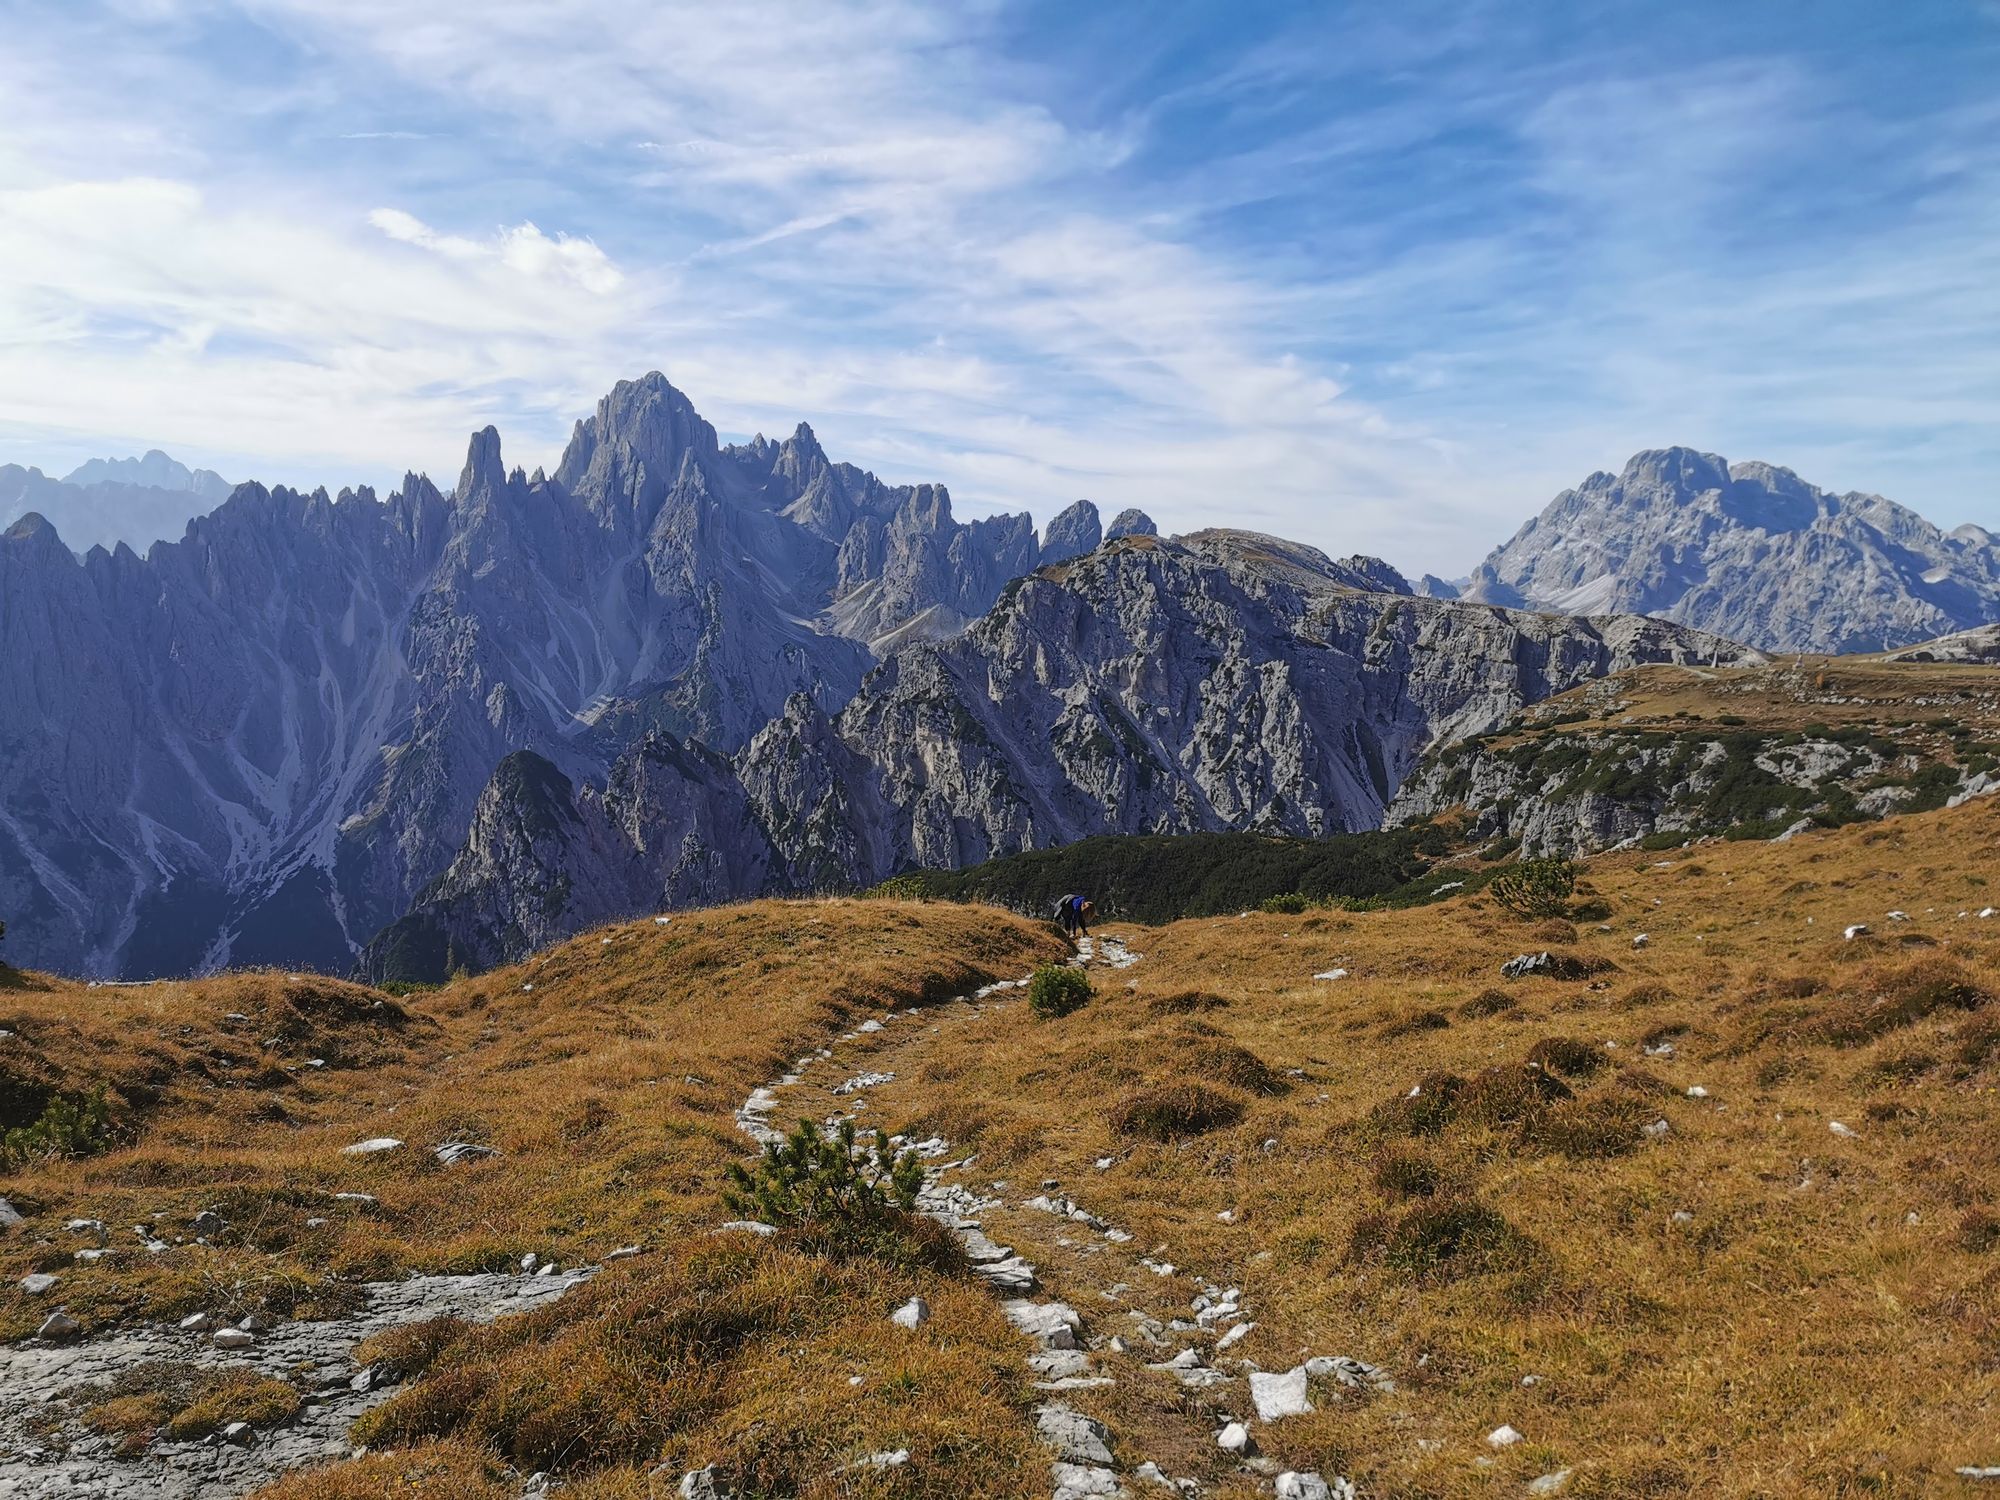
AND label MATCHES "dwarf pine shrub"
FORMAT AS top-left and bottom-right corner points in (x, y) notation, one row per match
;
(1027, 964), (1092, 1020)
(1489, 857), (1579, 919)
(723, 1119), (922, 1237)
(2, 1086), (112, 1168)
